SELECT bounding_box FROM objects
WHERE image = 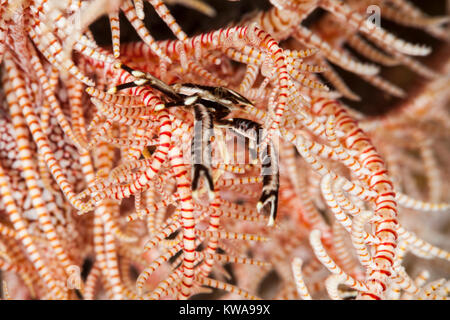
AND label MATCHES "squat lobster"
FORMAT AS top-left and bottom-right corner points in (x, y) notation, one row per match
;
(109, 63), (280, 226)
